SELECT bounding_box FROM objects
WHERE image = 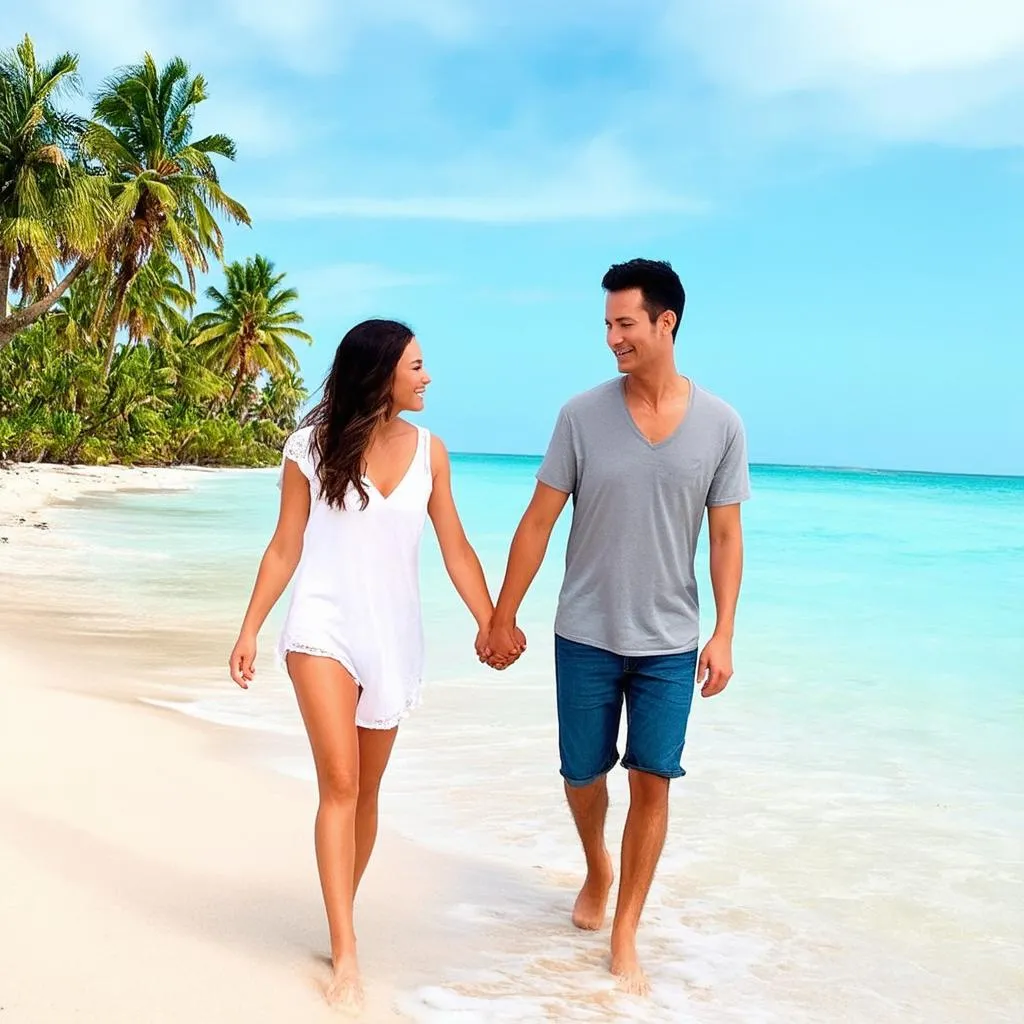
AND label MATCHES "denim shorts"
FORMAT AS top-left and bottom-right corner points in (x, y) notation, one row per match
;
(554, 634), (698, 787)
